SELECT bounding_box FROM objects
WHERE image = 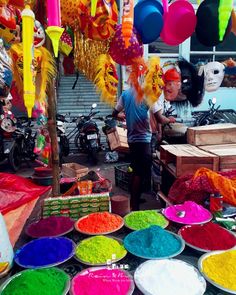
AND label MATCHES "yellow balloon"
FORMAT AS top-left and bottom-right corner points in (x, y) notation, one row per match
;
(22, 5), (35, 117)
